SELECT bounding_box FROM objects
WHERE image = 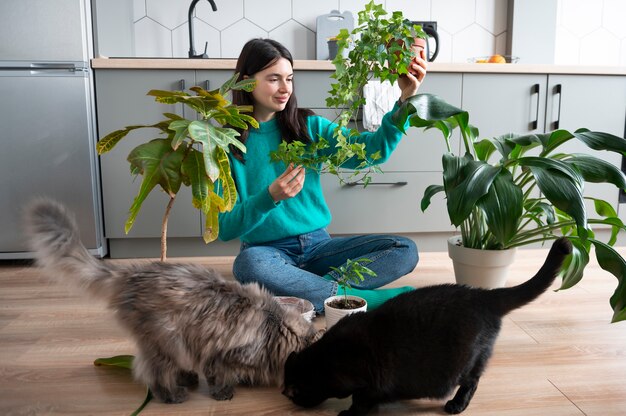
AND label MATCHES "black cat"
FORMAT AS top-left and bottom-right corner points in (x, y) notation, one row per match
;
(283, 238), (572, 415)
